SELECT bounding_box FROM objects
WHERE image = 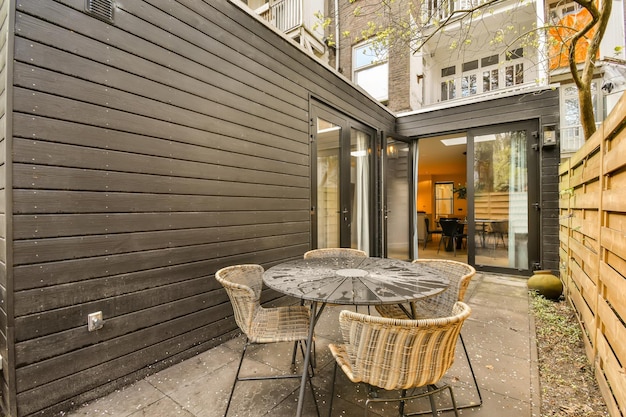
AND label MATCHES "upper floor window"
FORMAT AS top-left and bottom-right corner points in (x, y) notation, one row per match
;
(505, 49), (525, 86)
(462, 74), (478, 97)
(440, 65), (456, 101)
(438, 48), (528, 102)
(461, 60), (479, 97)
(481, 55), (499, 92)
(353, 41), (389, 102)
